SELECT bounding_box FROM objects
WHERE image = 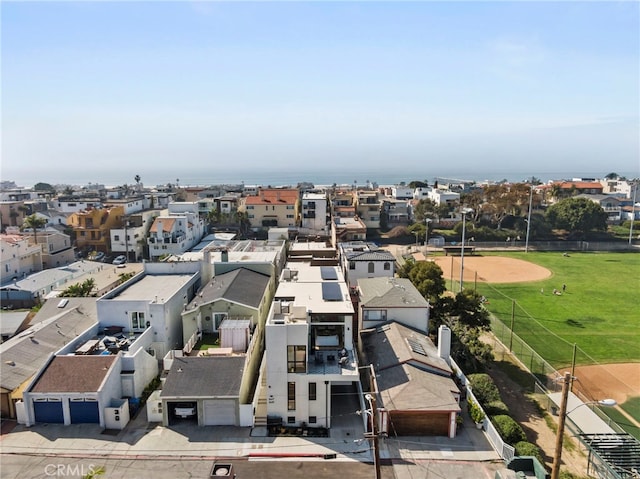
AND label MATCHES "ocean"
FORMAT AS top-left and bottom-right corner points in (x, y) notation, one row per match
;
(6, 166), (638, 189)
